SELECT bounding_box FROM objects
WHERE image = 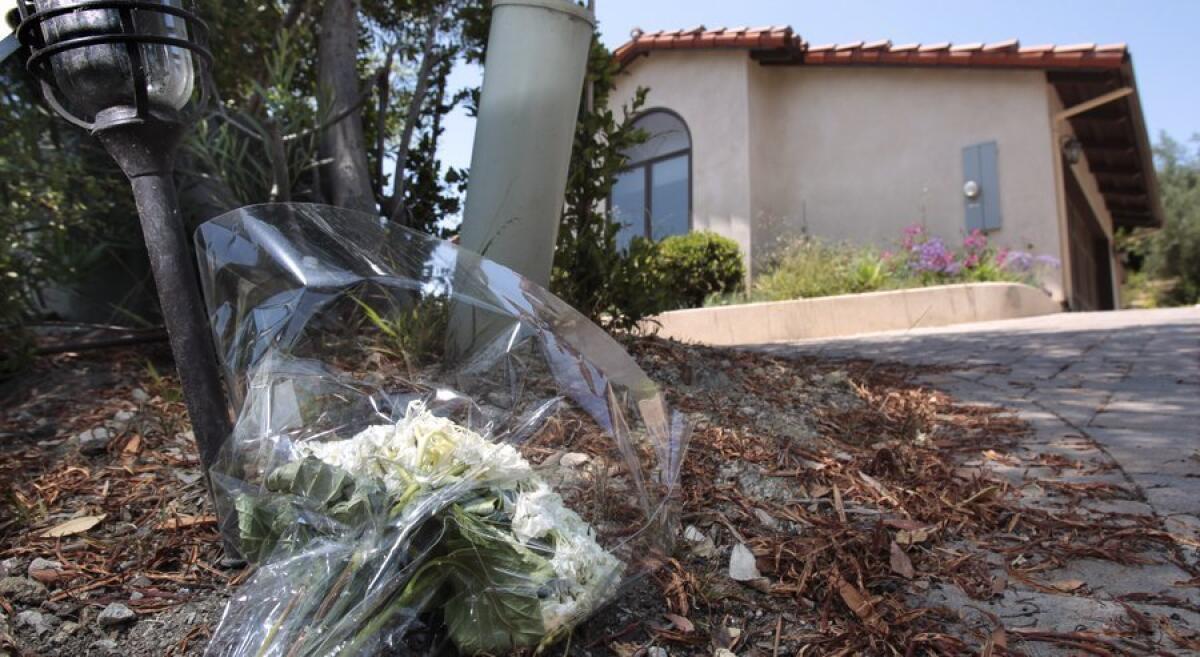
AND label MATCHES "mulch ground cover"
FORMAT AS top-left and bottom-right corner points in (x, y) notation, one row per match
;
(1, 336), (1198, 656)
